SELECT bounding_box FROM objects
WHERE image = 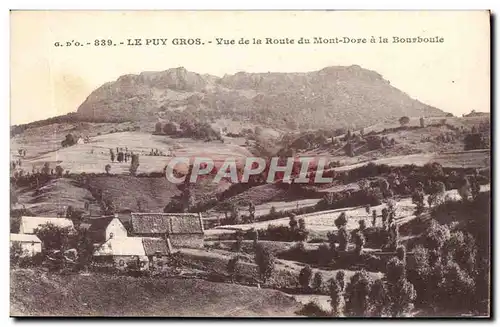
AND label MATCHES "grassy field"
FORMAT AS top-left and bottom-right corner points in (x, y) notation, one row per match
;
(13, 178), (99, 216)
(328, 149), (490, 173)
(12, 131), (253, 175)
(10, 268), (302, 317)
(210, 185), (490, 235)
